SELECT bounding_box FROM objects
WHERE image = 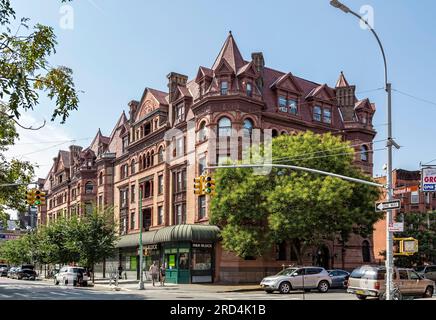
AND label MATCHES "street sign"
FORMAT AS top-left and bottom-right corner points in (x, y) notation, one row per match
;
(394, 185), (419, 195)
(388, 222), (404, 232)
(422, 167), (436, 192)
(375, 200), (401, 212)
